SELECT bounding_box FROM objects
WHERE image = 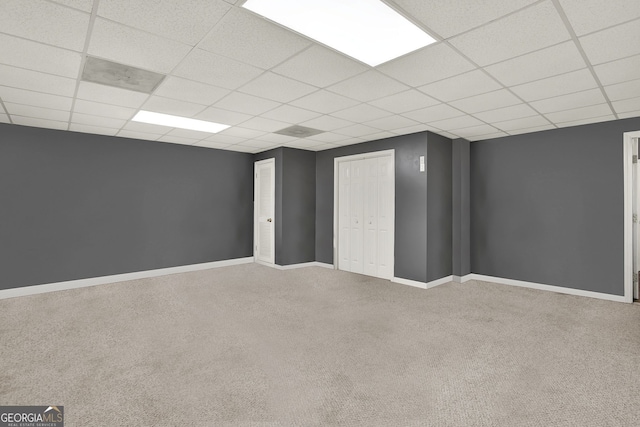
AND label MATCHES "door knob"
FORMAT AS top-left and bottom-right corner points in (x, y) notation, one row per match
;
(267, 218), (272, 222)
